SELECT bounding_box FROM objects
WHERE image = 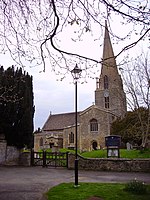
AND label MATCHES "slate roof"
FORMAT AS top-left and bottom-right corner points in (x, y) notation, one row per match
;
(42, 112), (81, 131)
